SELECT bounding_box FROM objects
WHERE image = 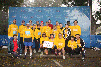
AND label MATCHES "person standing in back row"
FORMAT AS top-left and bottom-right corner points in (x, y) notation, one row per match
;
(72, 20), (81, 37)
(18, 20), (26, 55)
(48, 19), (53, 29)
